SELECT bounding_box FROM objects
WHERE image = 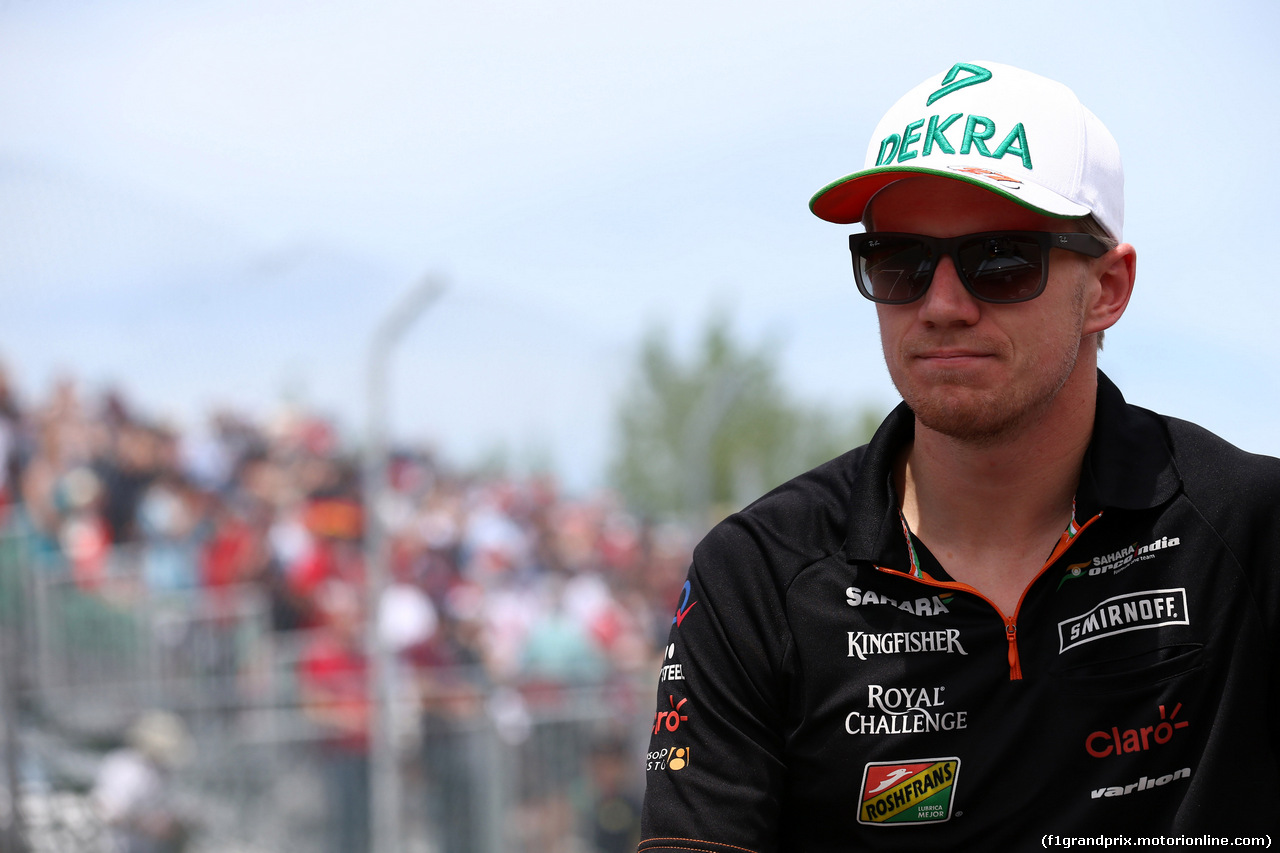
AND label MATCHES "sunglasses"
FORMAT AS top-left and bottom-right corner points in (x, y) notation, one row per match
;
(848, 231), (1109, 305)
